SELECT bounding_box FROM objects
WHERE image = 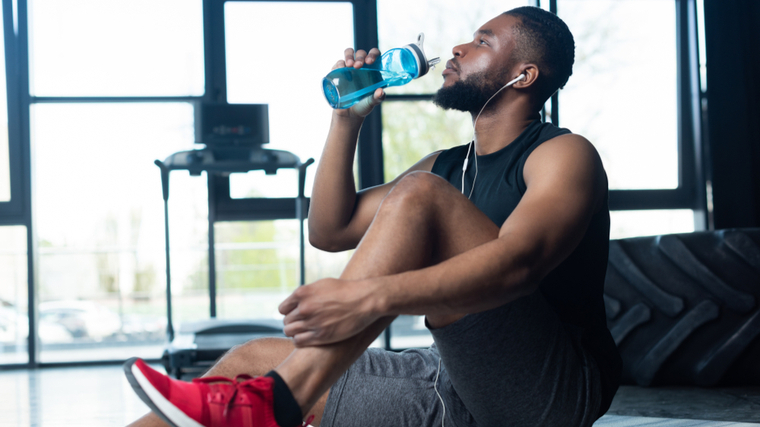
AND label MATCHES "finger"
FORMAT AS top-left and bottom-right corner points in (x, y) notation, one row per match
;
(365, 48), (381, 64)
(344, 48), (355, 67)
(278, 294), (298, 315)
(351, 89), (384, 118)
(332, 59), (346, 71)
(293, 331), (319, 348)
(373, 88), (386, 103)
(283, 320), (308, 338)
(353, 49), (368, 68)
(283, 306), (303, 325)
